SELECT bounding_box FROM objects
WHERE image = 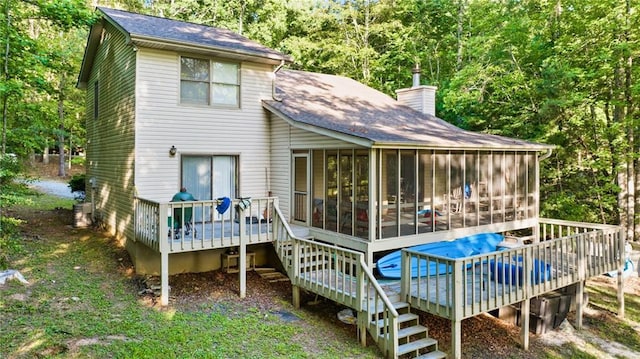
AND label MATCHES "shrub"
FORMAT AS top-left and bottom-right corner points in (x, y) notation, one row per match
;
(68, 174), (86, 193)
(0, 217), (24, 270)
(71, 156), (85, 166)
(68, 174), (87, 202)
